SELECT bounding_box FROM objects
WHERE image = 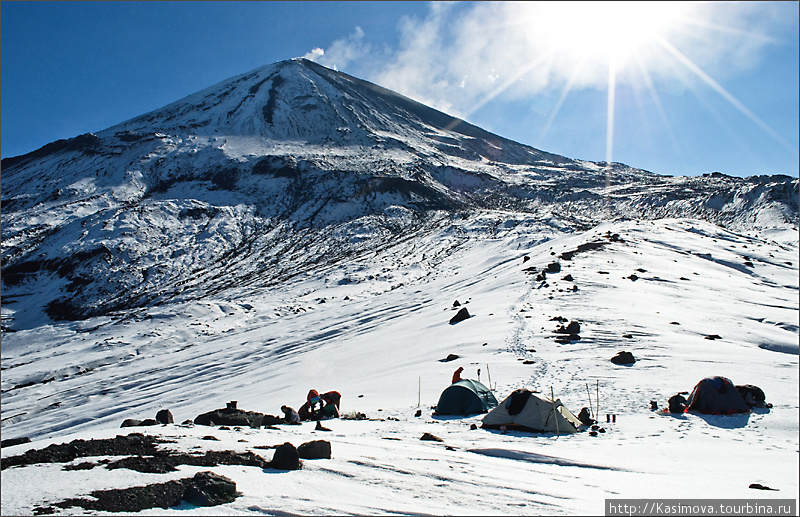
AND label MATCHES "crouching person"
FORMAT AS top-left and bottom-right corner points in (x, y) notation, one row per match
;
(320, 391), (341, 419)
(281, 405), (301, 424)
